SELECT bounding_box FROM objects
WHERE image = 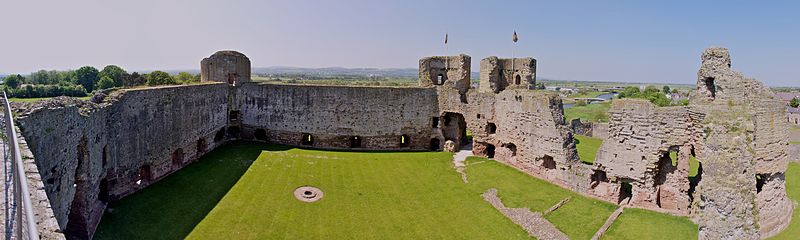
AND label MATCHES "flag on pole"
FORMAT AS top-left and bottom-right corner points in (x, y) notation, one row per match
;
(512, 31), (518, 43)
(445, 33), (448, 44)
